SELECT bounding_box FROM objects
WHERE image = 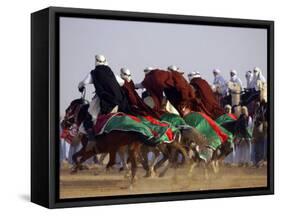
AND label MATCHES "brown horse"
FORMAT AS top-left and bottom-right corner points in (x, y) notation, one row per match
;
(61, 98), (148, 185)
(76, 131), (145, 185)
(61, 98), (188, 185)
